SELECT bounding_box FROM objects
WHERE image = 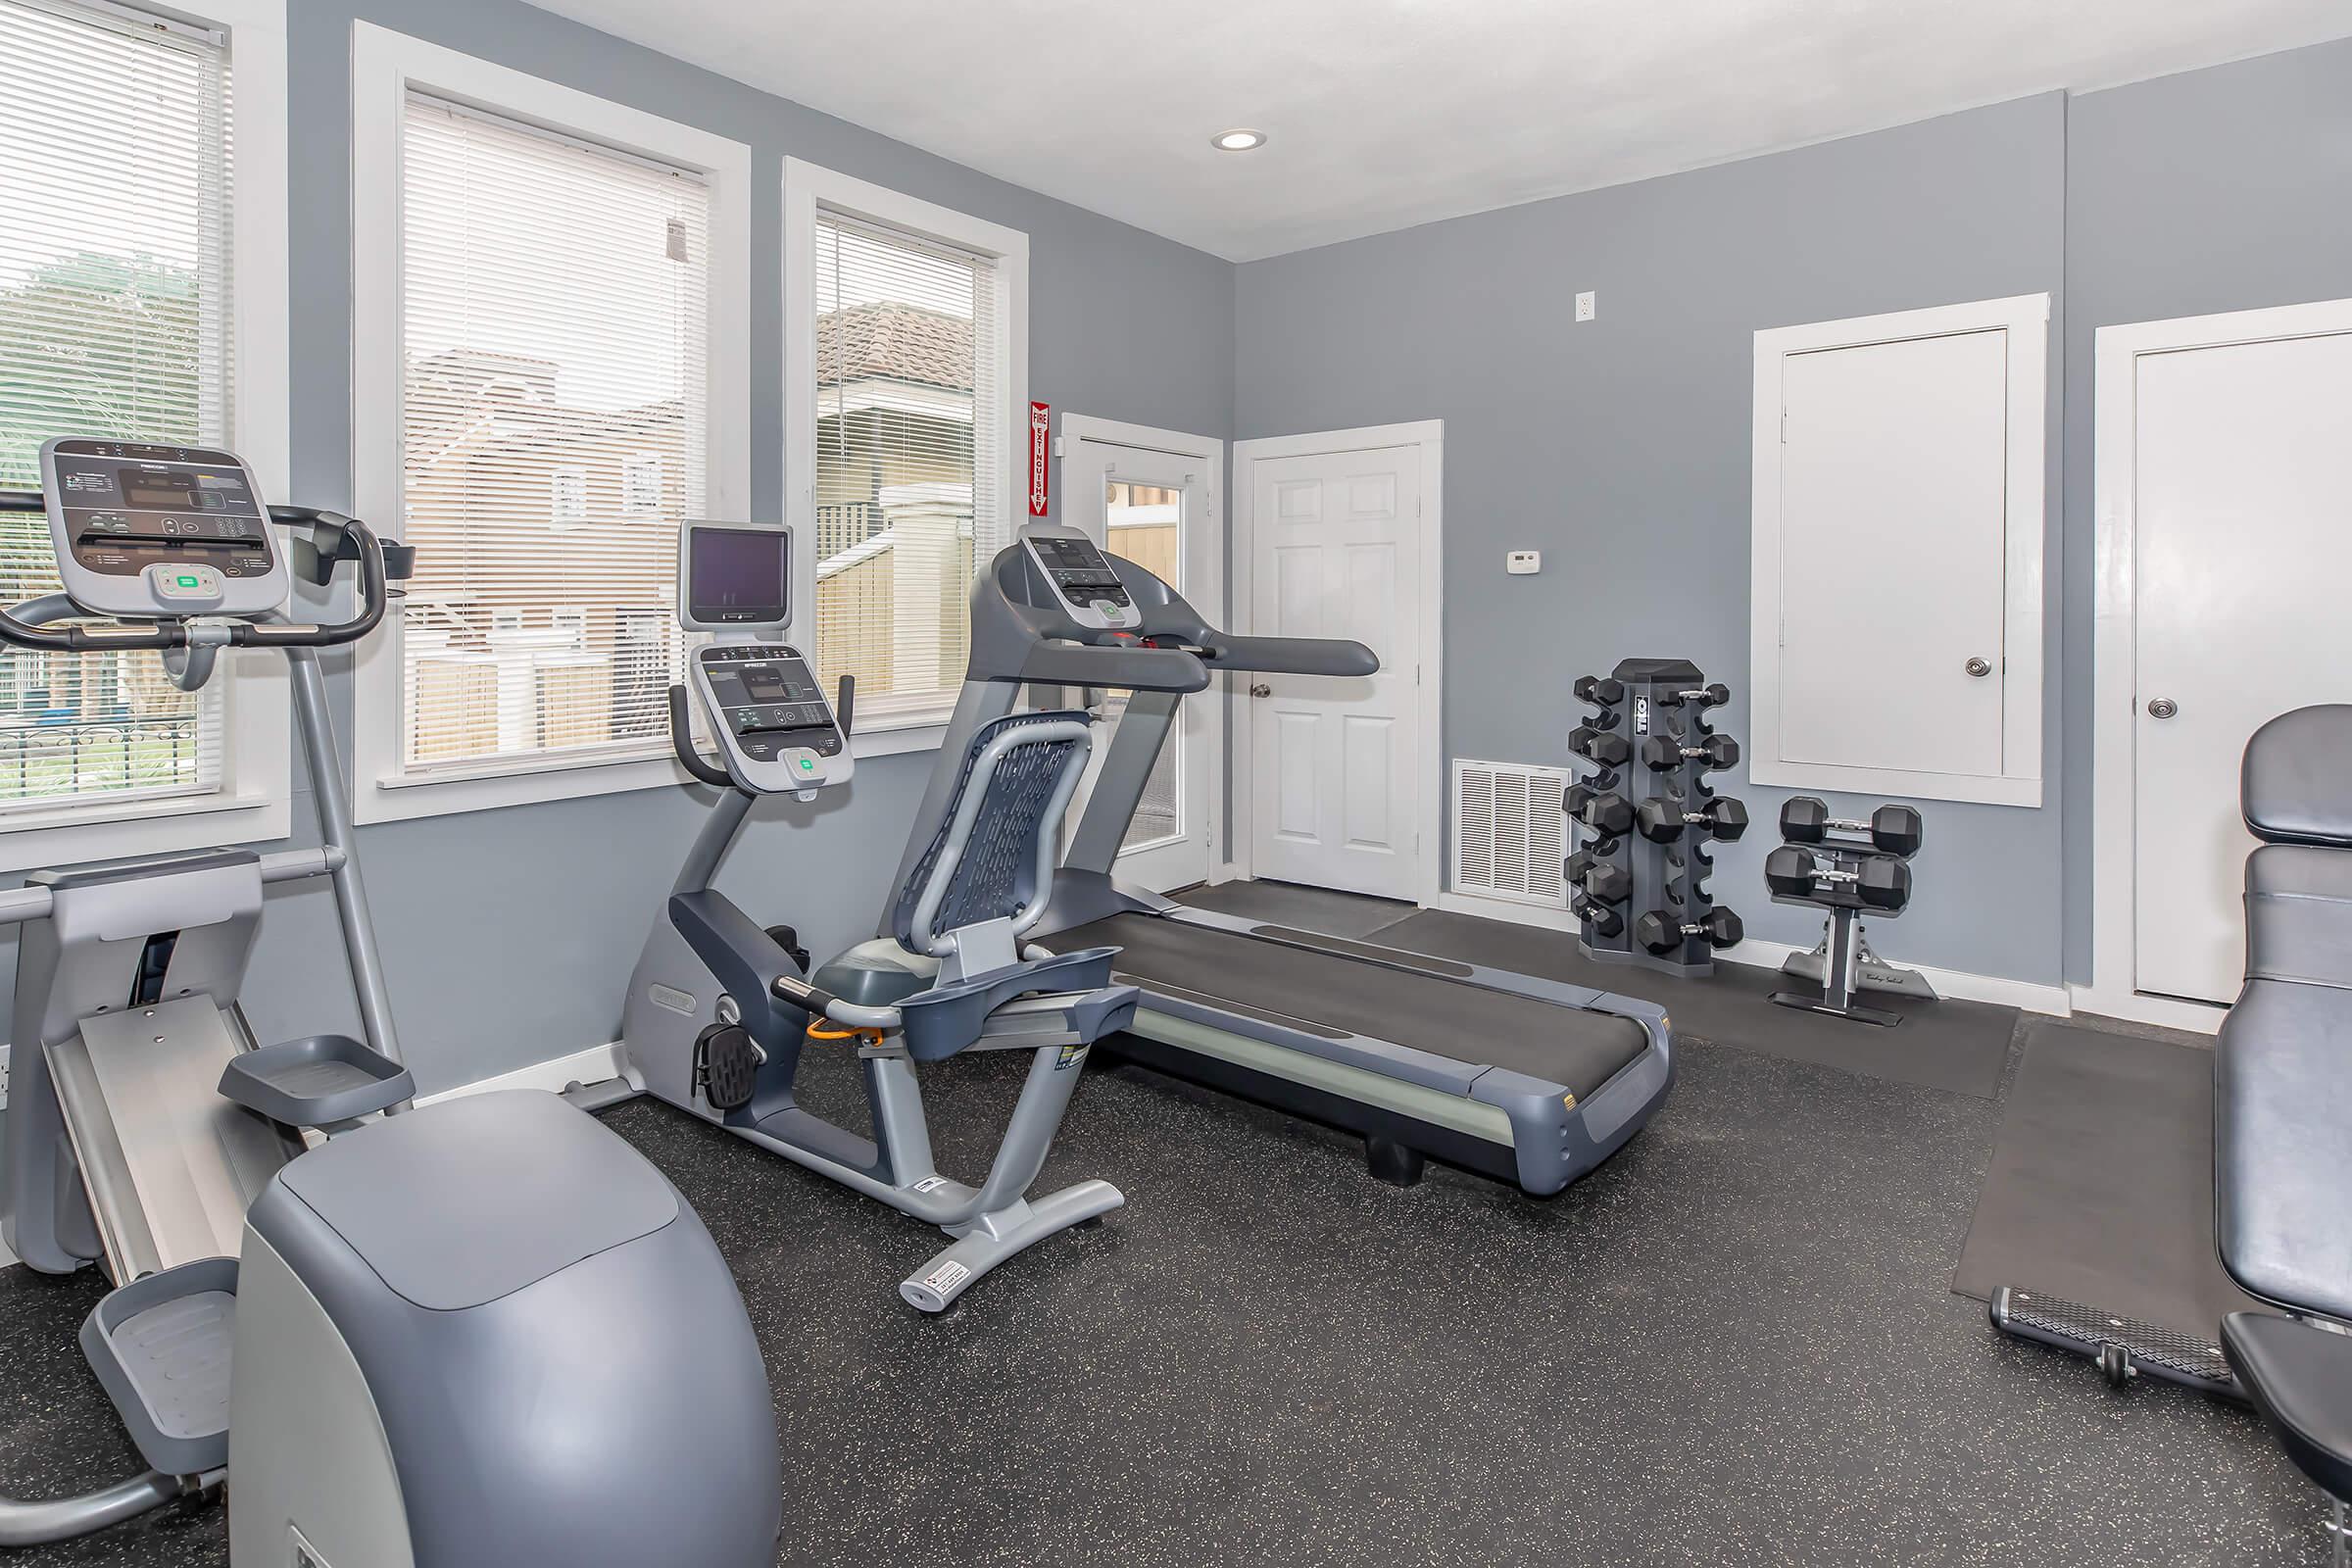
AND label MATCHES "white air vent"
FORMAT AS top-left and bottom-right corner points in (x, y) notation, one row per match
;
(1452, 759), (1569, 906)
